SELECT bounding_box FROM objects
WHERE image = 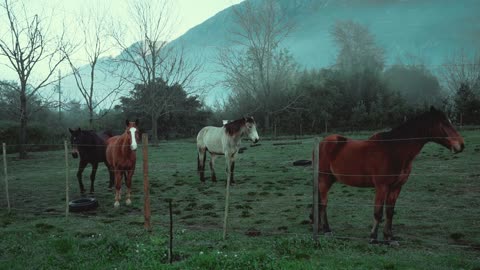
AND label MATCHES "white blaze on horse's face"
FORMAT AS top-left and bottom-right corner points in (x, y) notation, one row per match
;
(246, 122), (260, 143)
(129, 127), (138, 151)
